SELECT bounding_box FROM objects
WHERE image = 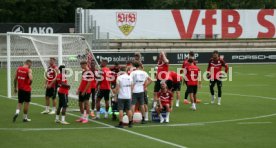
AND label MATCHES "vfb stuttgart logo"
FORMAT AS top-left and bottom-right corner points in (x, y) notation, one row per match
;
(117, 12), (137, 36)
